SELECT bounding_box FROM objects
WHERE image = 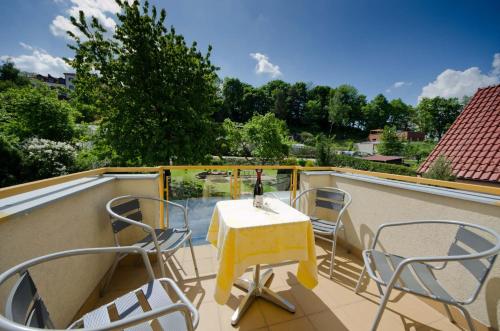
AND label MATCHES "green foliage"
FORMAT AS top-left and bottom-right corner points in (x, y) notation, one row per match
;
(0, 61), (30, 92)
(281, 157), (298, 166)
(415, 97), (462, 139)
(299, 131), (315, 145)
(21, 138), (76, 181)
(315, 134), (335, 166)
(244, 113), (290, 161)
(68, 0), (219, 165)
(222, 119), (248, 157)
(378, 126), (404, 156)
(403, 141), (435, 163)
(328, 85), (366, 131)
(0, 86), (76, 142)
(362, 94), (391, 130)
(170, 180), (204, 199)
(222, 113), (290, 161)
(305, 159), (315, 167)
(0, 134), (22, 187)
(423, 155), (455, 181)
(389, 98), (414, 130)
